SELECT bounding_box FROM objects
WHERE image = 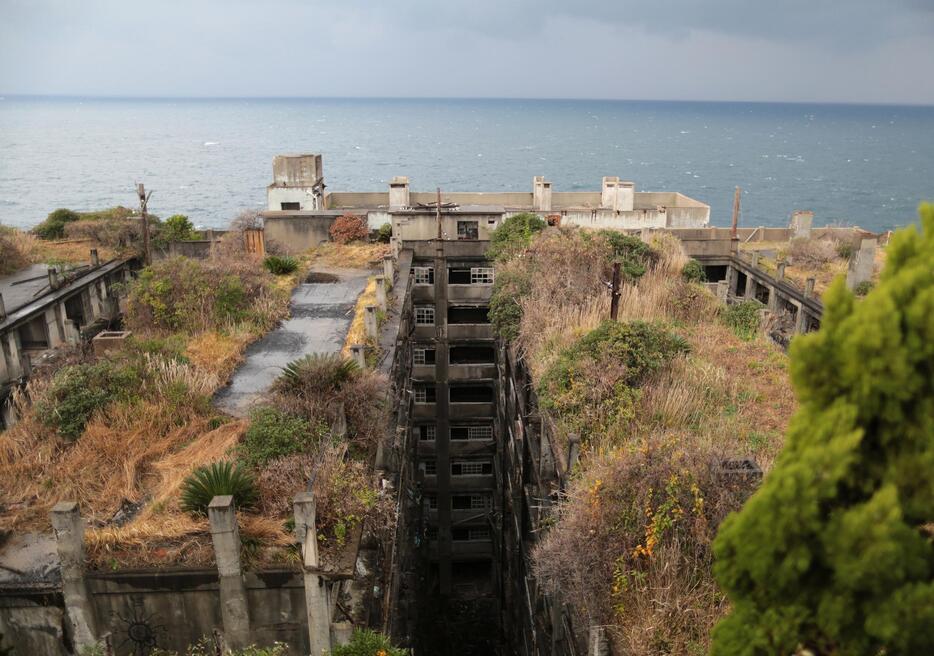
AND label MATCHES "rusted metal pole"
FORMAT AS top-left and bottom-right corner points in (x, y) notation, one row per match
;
(137, 183), (152, 266)
(731, 186), (741, 240)
(609, 262), (621, 320)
